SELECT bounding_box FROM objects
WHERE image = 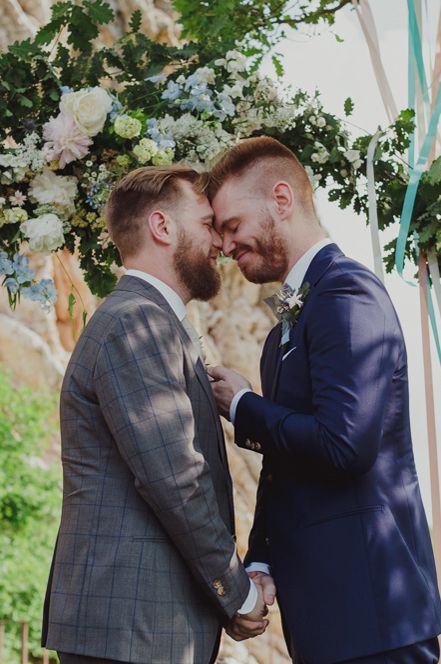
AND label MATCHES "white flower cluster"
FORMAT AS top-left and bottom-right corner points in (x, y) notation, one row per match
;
(0, 133), (46, 183)
(344, 148), (363, 171)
